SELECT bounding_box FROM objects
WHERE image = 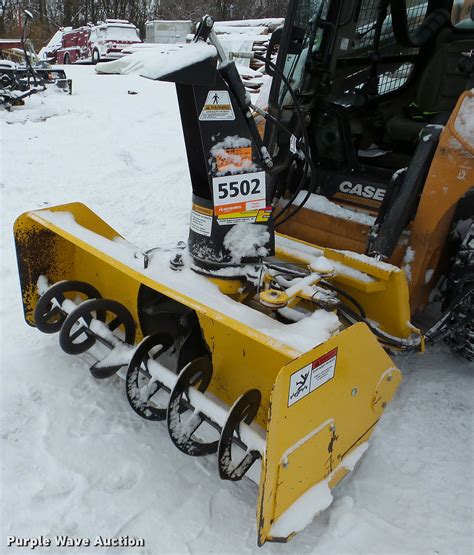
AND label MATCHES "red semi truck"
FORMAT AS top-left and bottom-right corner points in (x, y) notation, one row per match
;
(56, 19), (141, 64)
